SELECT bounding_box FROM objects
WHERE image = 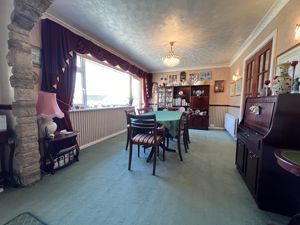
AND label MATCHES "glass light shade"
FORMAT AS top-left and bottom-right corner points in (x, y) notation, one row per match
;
(162, 55), (180, 67)
(295, 24), (300, 41)
(162, 42), (180, 67)
(162, 52), (180, 67)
